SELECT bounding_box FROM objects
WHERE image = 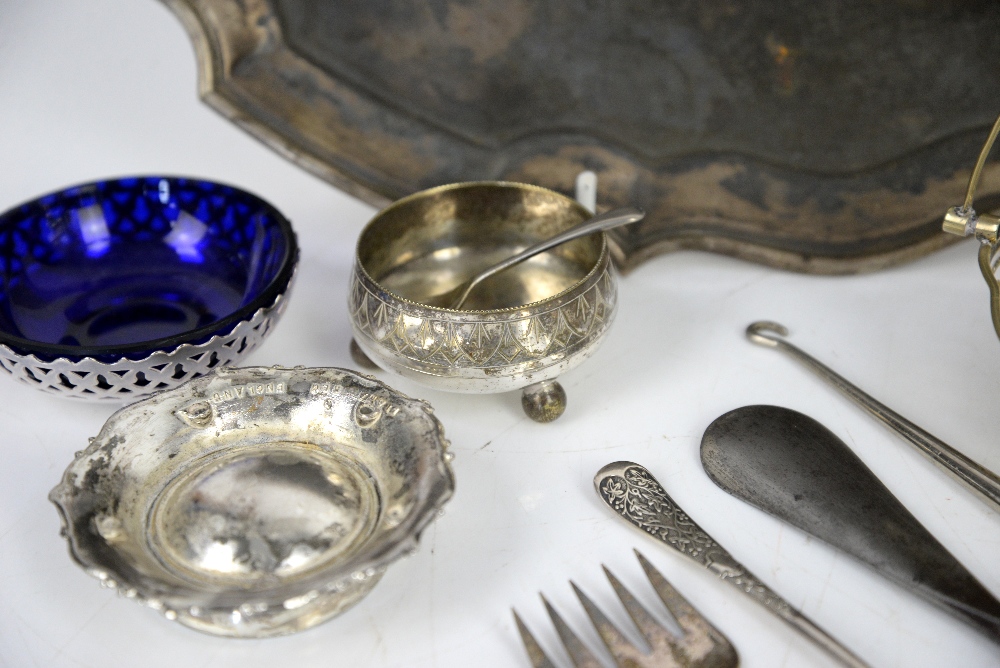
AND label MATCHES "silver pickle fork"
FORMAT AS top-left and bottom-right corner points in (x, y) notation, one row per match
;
(595, 461), (868, 668)
(512, 550), (738, 667)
